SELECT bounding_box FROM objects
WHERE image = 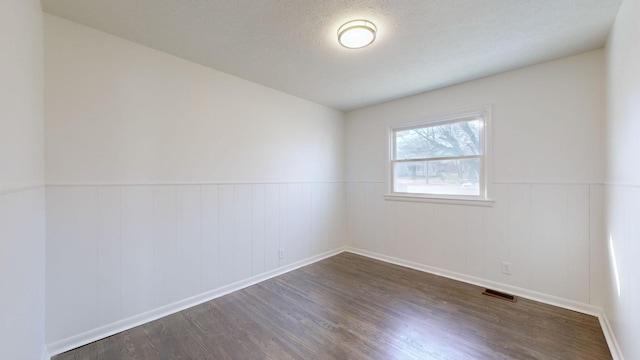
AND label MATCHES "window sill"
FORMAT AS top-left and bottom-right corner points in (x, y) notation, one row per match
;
(384, 194), (494, 207)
